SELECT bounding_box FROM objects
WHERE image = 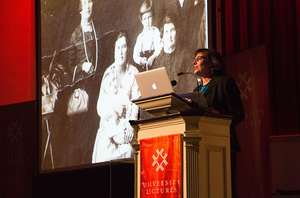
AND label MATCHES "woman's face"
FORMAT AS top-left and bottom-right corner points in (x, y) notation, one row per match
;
(163, 23), (176, 51)
(141, 12), (153, 31)
(114, 36), (128, 66)
(193, 52), (212, 77)
(81, 0), (93, 21)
